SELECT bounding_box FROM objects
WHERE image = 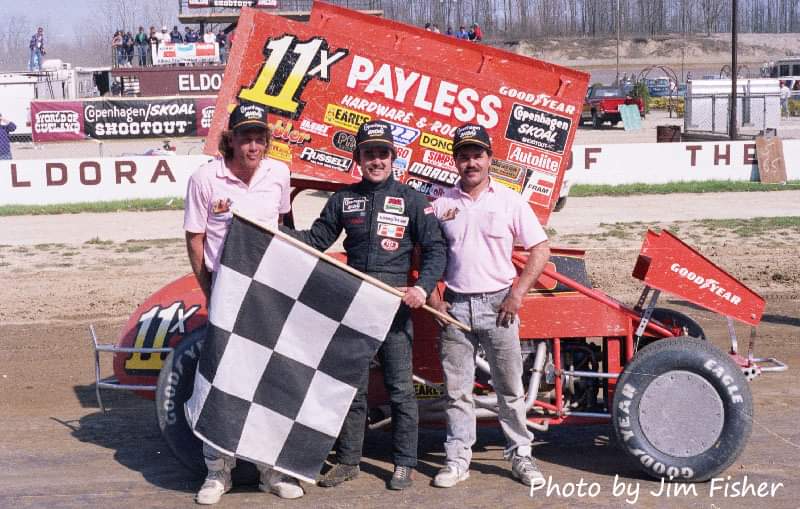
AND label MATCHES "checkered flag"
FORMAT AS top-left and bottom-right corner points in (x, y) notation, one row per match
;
(185, 214), (401, 482)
